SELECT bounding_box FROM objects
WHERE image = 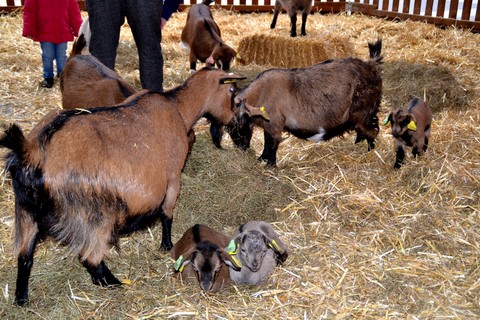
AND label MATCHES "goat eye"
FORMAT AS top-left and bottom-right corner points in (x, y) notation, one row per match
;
(229, 87), (235, 93)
